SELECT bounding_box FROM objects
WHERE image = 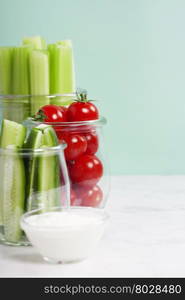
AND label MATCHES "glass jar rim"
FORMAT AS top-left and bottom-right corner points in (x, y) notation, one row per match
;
(0, 143), (66, 156)
(0, 93), (76, 99)
(26, 116), (107, 127)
